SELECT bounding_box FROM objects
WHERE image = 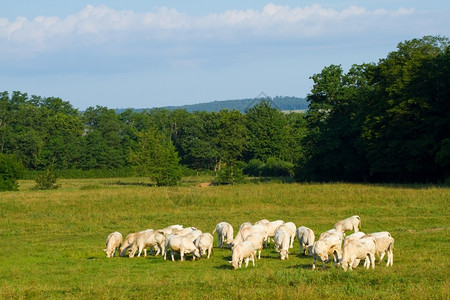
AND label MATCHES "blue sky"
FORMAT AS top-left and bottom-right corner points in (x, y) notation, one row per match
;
(1, 1), (449, 110)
